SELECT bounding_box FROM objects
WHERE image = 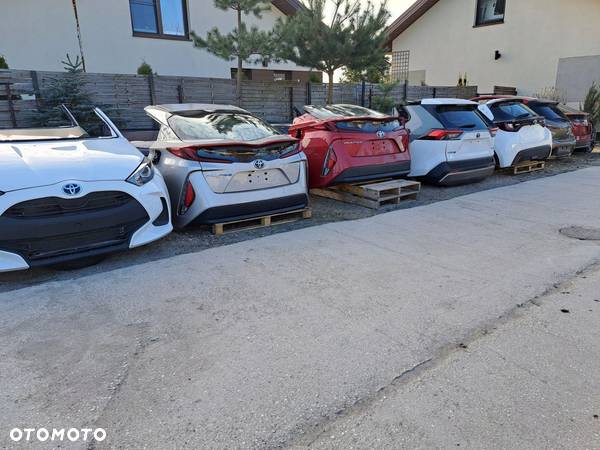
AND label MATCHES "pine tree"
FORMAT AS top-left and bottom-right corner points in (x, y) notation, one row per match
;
(34, 54), (121, 132)
(191, 0), (279, 105)
(275, 0), (389, 104)
(0, 55), (8, 69)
